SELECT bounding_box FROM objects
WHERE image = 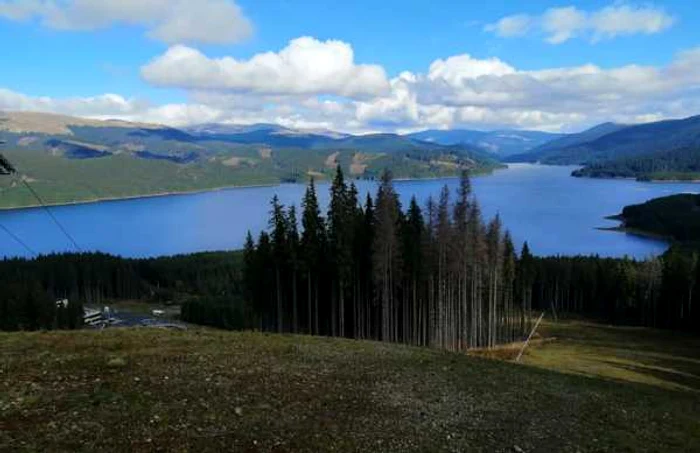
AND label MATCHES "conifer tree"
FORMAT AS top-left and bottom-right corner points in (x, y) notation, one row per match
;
(269, 196), (288, 332)
(287, 205), (300, 333)
(373, 170), (402, 342)
(301, 178), (325, 335)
